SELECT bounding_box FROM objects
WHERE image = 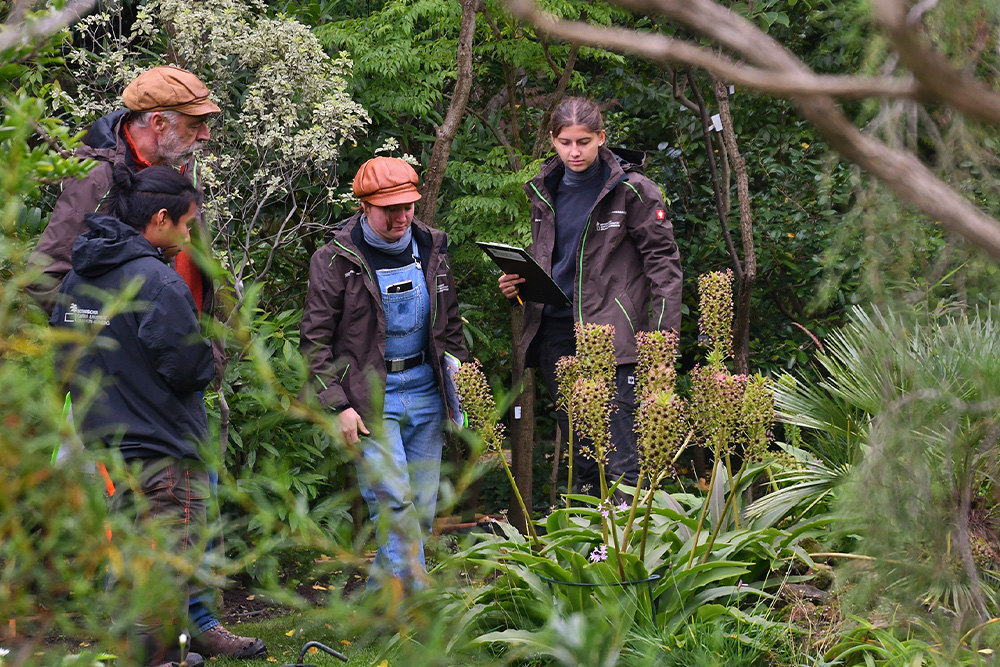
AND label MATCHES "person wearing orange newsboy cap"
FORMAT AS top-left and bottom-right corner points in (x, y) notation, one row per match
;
(29, 65), (220, 311)
(301, 157), (469, 595)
